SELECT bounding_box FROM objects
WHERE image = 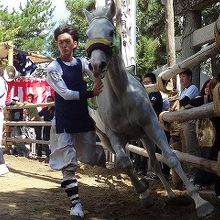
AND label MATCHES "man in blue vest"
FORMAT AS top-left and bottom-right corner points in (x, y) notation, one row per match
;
(47, 25), (103, 219)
